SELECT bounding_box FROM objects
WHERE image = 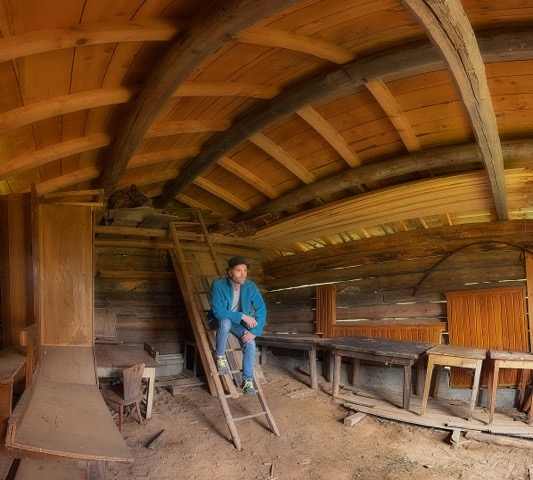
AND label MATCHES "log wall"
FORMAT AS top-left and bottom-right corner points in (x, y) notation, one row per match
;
(94, 246), (192, 347)
(261, 220), (533, 340)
